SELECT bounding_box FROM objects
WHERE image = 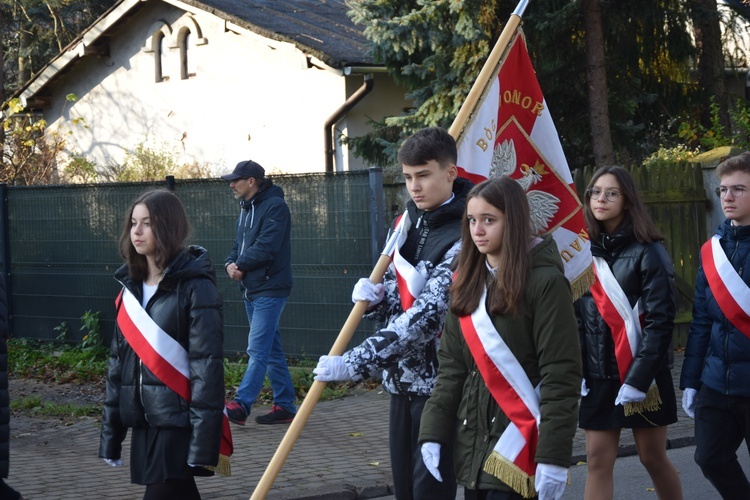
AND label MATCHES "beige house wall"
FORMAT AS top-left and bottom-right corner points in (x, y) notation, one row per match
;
(42, 1), (408, 175)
